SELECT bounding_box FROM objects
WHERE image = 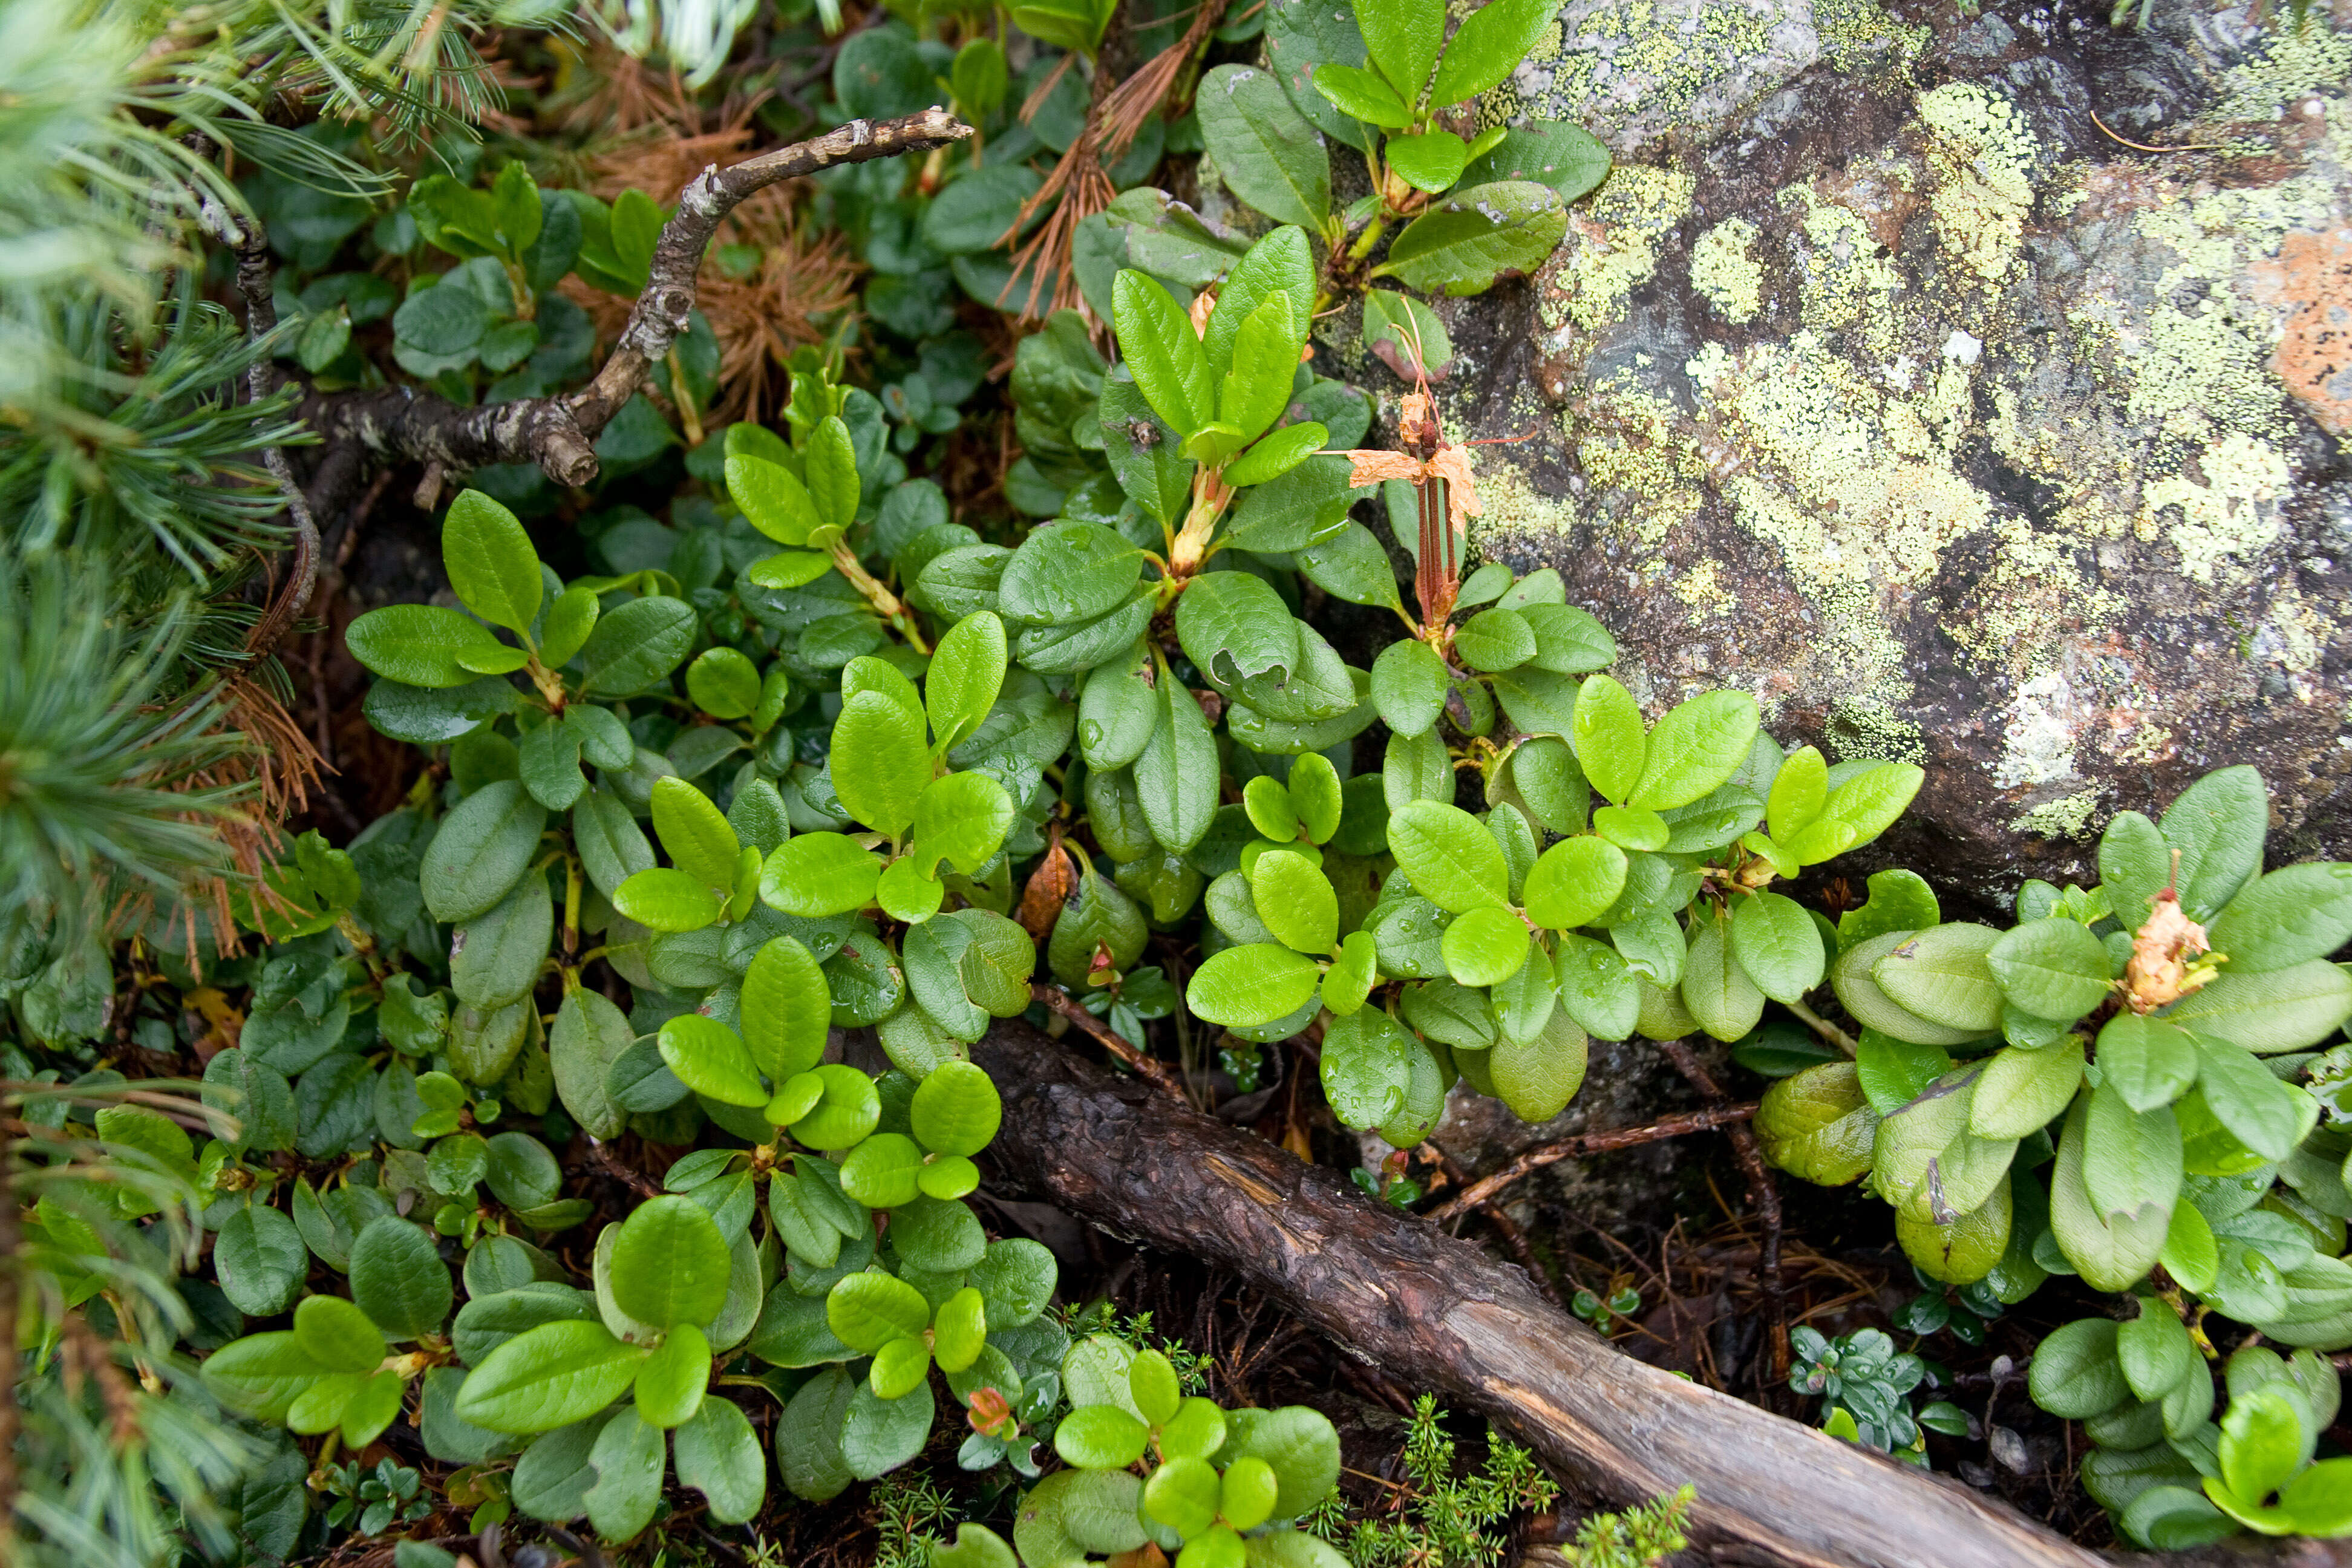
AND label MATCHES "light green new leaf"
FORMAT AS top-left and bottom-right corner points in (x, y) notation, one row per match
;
(1220, 290), (1299, 445)
(651, 776), (741, 889)
(760, 832), (883, 917)
(1627, 690), (1757, 812)
(452, 1319), (648, 1433)
(1570, 675), (1644, 805)
(741, 936), (831, 1084)
(1430, 0), (1556, 105)
(1186, 943), (1323, 1027)
(927, 612), (1010, 751)
(1385, 800), (1508, 913)
(658, 1015), (767, 1107)
(1251, 849), (1340, 955)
